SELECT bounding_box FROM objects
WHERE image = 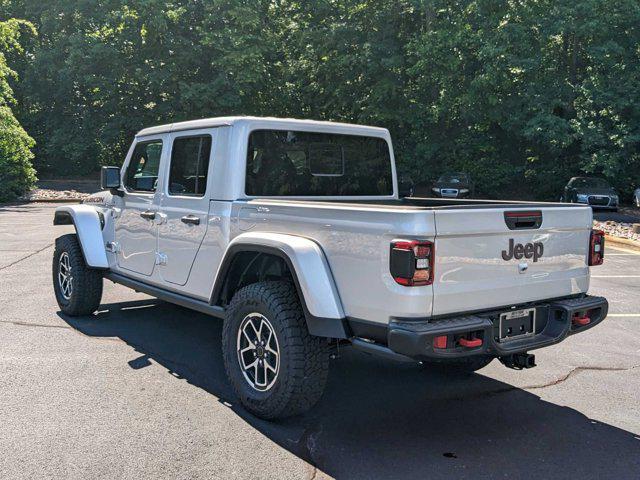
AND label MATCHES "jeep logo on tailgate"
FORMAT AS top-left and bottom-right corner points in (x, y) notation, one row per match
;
(501, 239), (544, 262)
